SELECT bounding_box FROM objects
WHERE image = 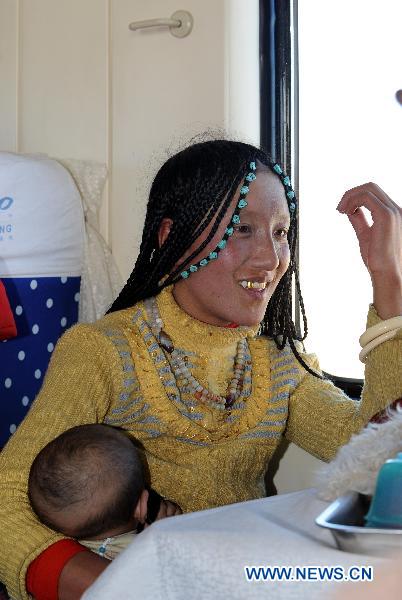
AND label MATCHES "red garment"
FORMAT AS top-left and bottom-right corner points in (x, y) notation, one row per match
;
(26, 540), (87, 600)
(0, 280), (17, 340)
(370, 398), (402, 424)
